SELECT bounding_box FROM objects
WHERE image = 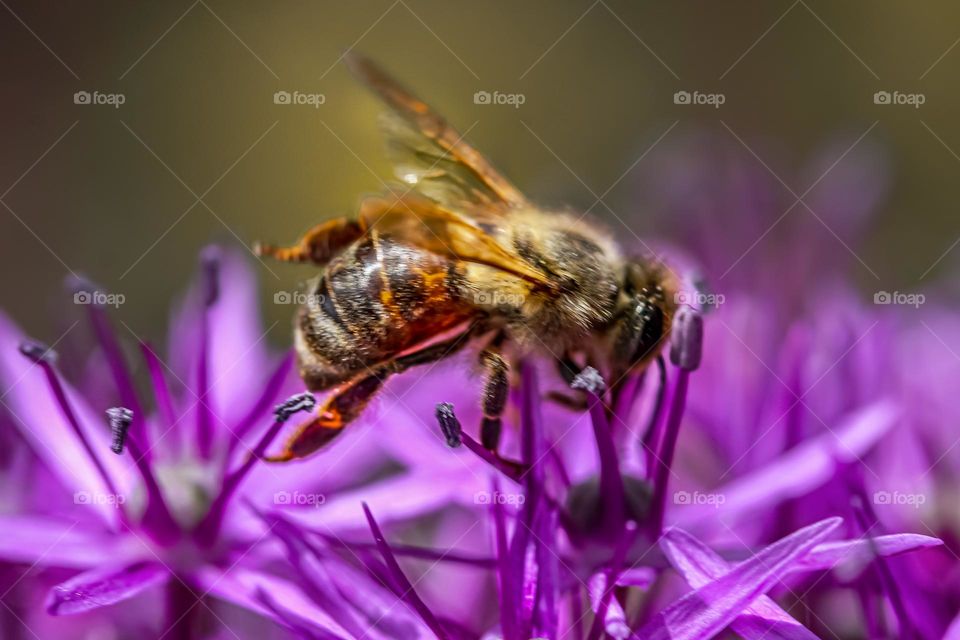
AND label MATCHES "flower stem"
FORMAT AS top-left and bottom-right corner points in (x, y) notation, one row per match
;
(649, 368), (690, 534)
(195, 392), (315, 547)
